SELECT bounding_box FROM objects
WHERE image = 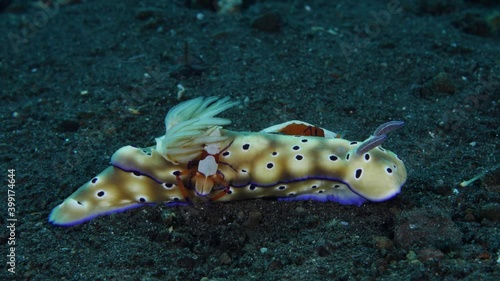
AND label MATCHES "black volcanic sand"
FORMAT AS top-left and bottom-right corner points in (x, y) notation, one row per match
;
(1, 0), (499, 280)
